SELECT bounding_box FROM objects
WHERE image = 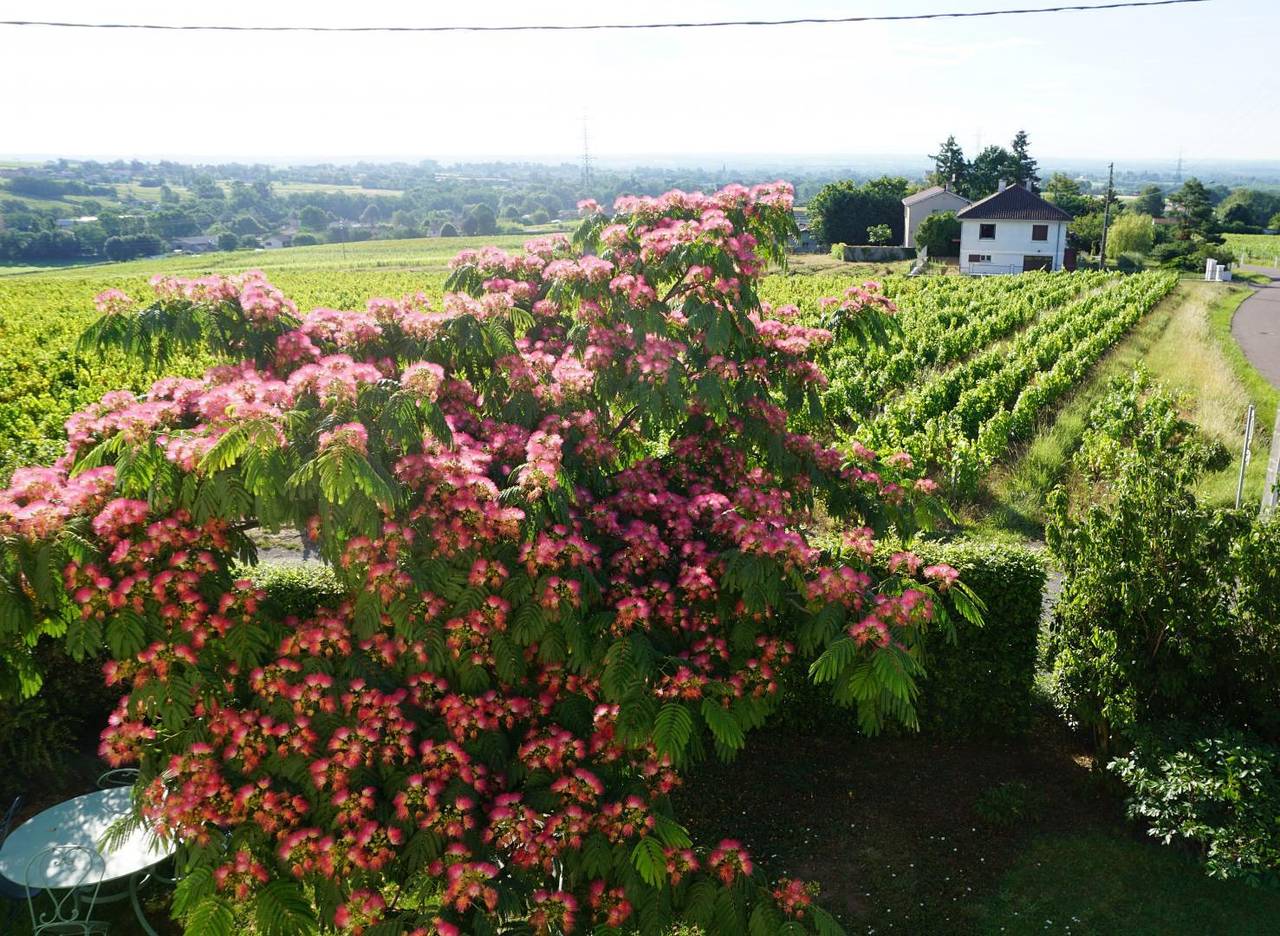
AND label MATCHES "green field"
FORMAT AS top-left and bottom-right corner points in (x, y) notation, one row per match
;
(271, 180), (405, 197)
(0, 232), (530, 281)
(1224, 232), (1280, 264)
(0, 235), (1180, 496)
